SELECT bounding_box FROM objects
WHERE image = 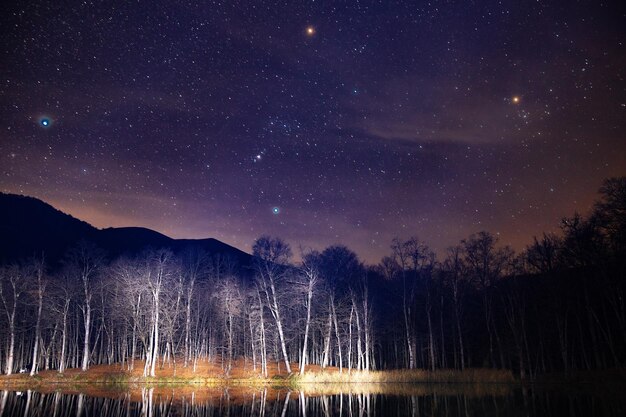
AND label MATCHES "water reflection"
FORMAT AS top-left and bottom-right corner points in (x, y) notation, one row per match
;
(0, 384), (624, 417)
